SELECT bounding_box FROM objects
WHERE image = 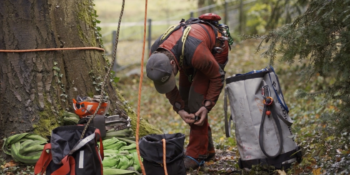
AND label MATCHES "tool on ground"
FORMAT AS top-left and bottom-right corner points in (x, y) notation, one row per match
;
(78, 114), (131, 139)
